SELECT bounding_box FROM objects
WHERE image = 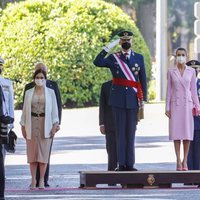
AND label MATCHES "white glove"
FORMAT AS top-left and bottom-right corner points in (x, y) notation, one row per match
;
(8, 123), (14, 129)
(104, 39), (120, 52)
